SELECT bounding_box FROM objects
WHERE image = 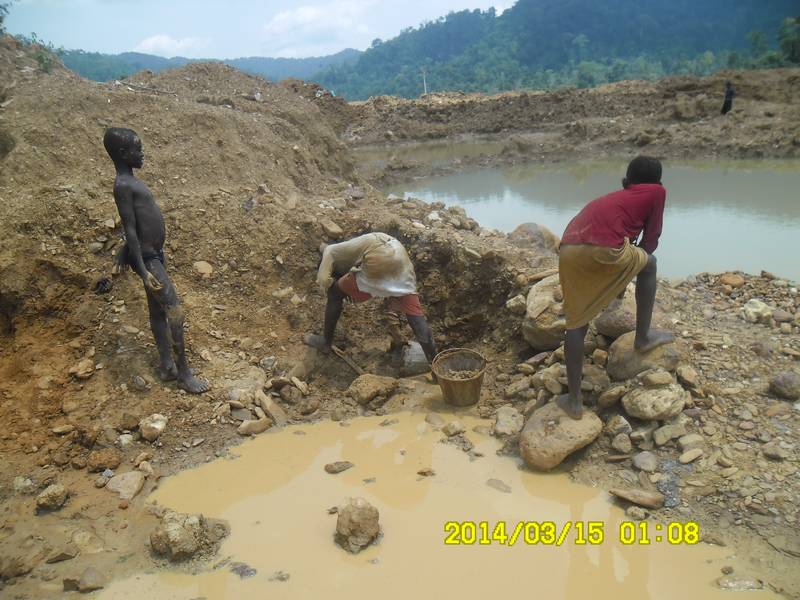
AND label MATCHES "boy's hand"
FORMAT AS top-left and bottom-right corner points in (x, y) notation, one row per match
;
(143, 272), (163, 291)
